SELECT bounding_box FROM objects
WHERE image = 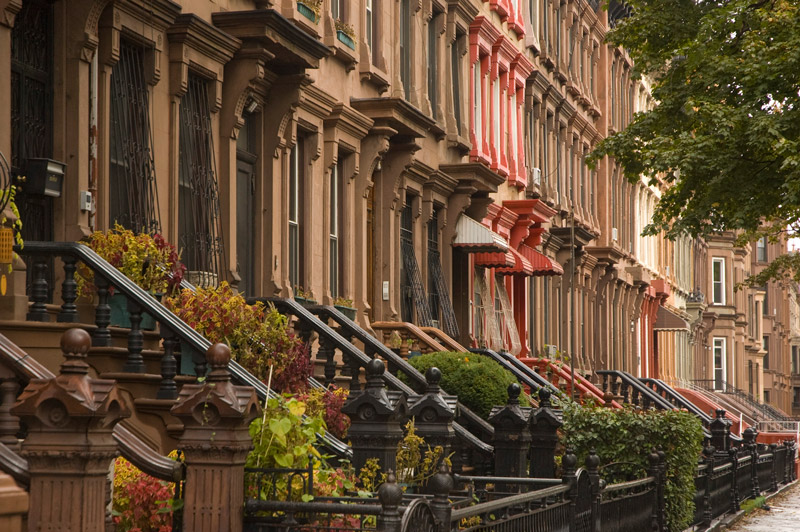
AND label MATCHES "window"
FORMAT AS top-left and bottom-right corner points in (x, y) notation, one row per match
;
(712, 257), (725, 305)
(366, 0), (375, 61)
(400, 0), (411, 100)
(492, 78), (500, 152)
(764, 390), (770, 404)
(331, 0), (343, 20)
(428, 210), (441, 324)
(289, 140), (303, 289)
(763, 335), (769, 369)
(109, 39), (160, 234)
(610, 62), (616, 128)
(329, 158), (343, 298)
(713, 337), (726, 391)
(428, 11), (440, 116)
(762, 284), (768, 315)
(178, 73), (224, 286)
(757, 236), (767, 262)
(451, 33), (463, 133)
(236, 112), (257, 297)
(542, 0), (549, 54)
(473, 61), (482, 147)
(792, 345), (798, 374)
